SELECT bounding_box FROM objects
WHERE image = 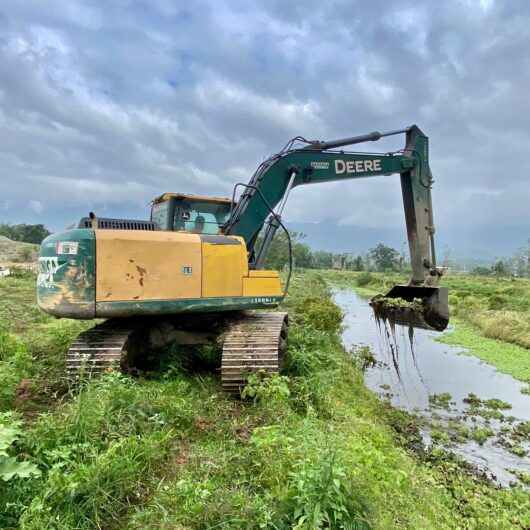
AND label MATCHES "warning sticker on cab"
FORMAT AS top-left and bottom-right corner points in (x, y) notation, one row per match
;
(55, 242), (79, 255)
